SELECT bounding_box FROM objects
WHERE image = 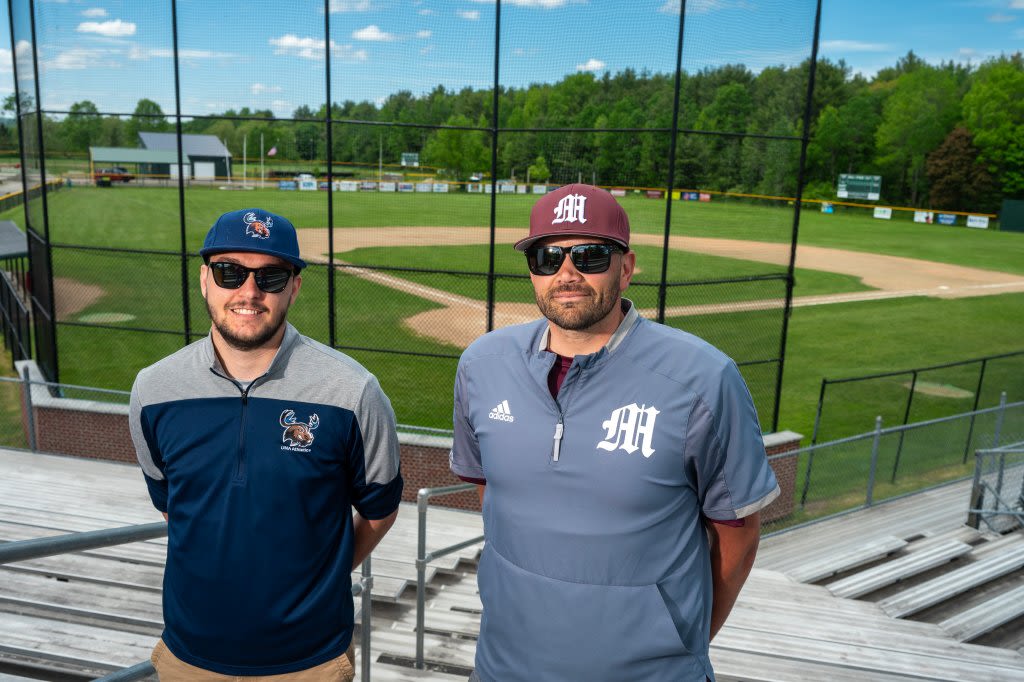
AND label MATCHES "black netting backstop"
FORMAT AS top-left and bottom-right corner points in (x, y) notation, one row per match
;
(9, 0), (821, 430)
